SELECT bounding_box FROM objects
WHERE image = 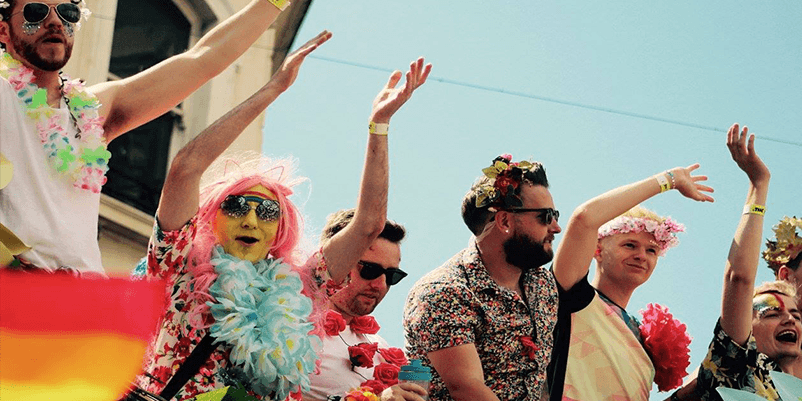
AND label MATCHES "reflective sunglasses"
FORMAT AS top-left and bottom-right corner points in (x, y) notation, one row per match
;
(12, 3), (82, 24)
(357, 261), (407, 286)
(506, 207), (560, 225)
(220, 195), (280, 222)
